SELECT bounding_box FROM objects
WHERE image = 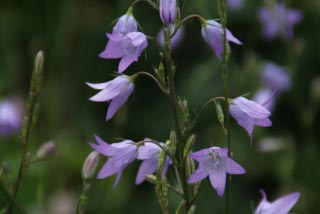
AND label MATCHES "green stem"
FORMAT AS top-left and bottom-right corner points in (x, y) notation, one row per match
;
(163, 25), (193, 212)
(218, 0), (232, 213)
(8, 51), (44, 214)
